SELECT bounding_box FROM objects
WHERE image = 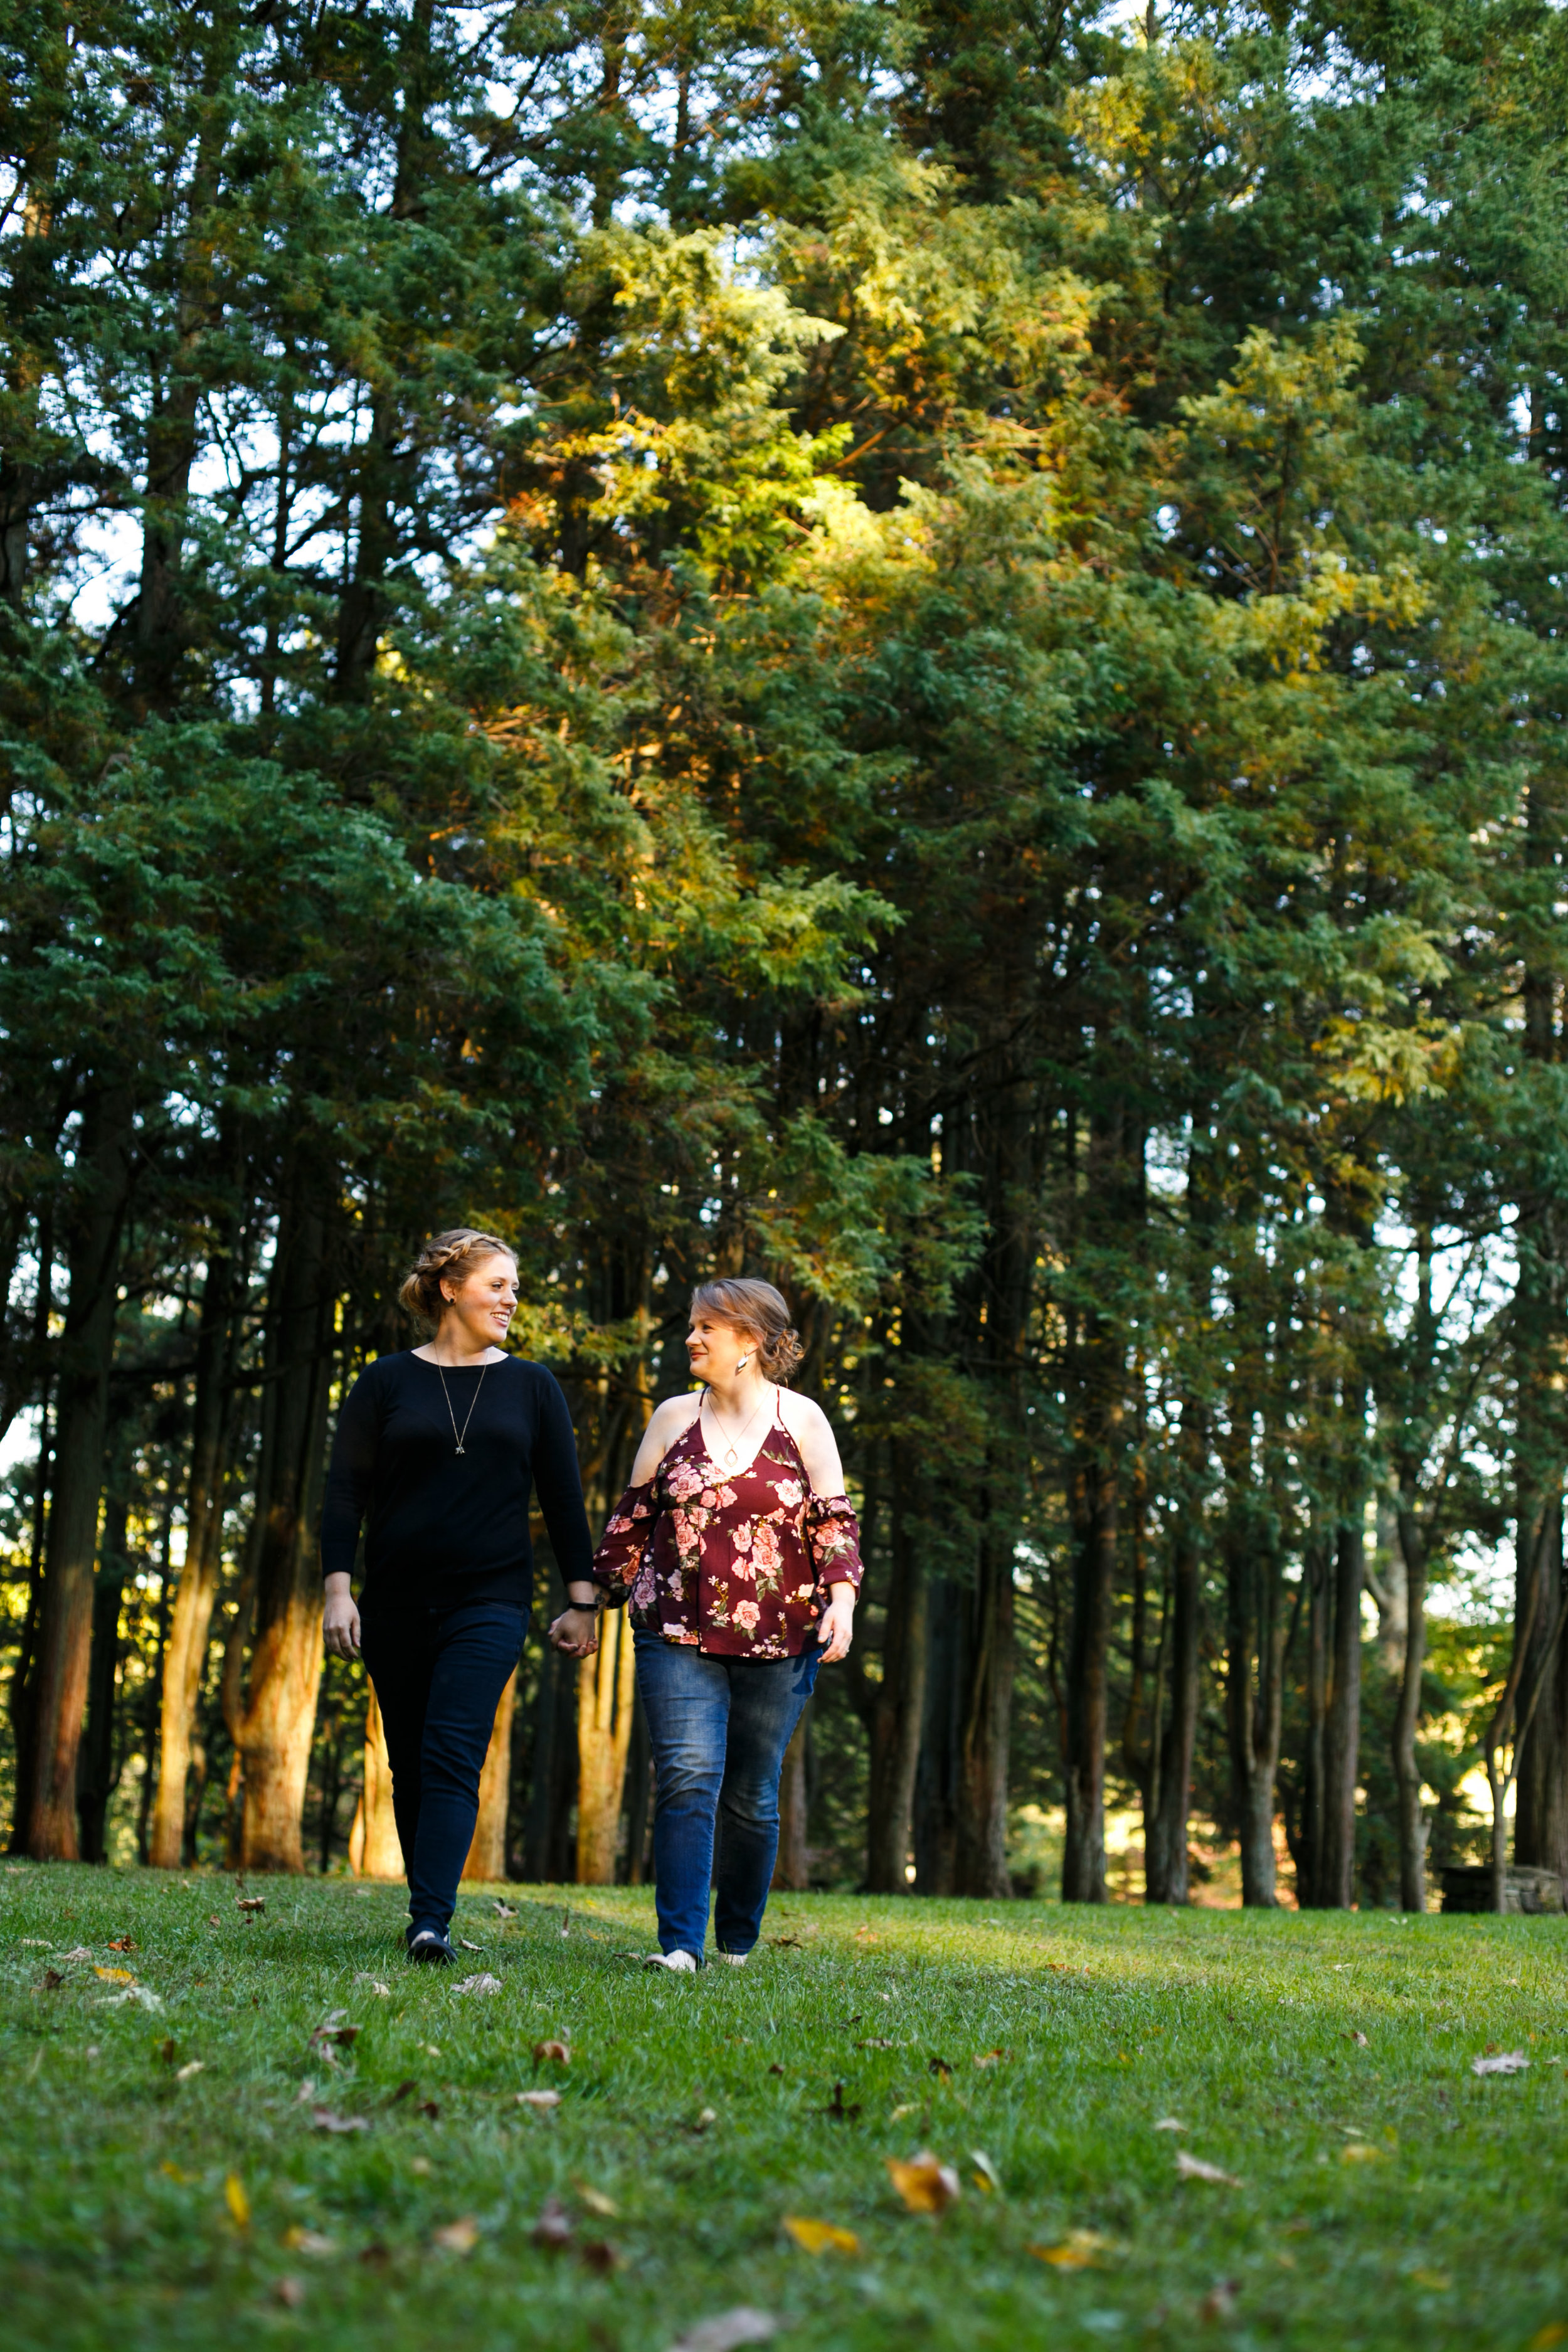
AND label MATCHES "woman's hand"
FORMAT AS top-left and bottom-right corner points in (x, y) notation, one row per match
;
(548, 1604), (601, 1658)
(323, 1574), (361, 1661)
(816, 1584), (856, 1665)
